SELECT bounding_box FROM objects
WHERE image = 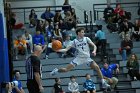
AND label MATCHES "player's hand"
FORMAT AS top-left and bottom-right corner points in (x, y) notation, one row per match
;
(92, 51), (96, 56)
(39, 85), (44, 93)
(116, 68), (120, 74)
